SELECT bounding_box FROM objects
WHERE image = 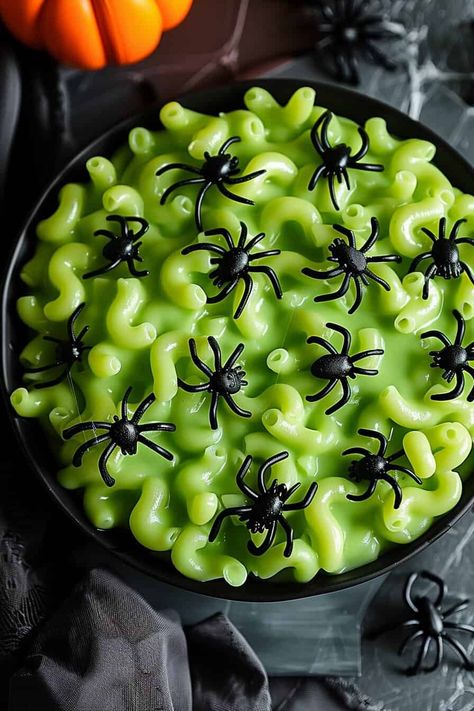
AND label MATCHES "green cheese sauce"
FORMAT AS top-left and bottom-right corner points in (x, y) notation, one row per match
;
(11, 86), (473, 586)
